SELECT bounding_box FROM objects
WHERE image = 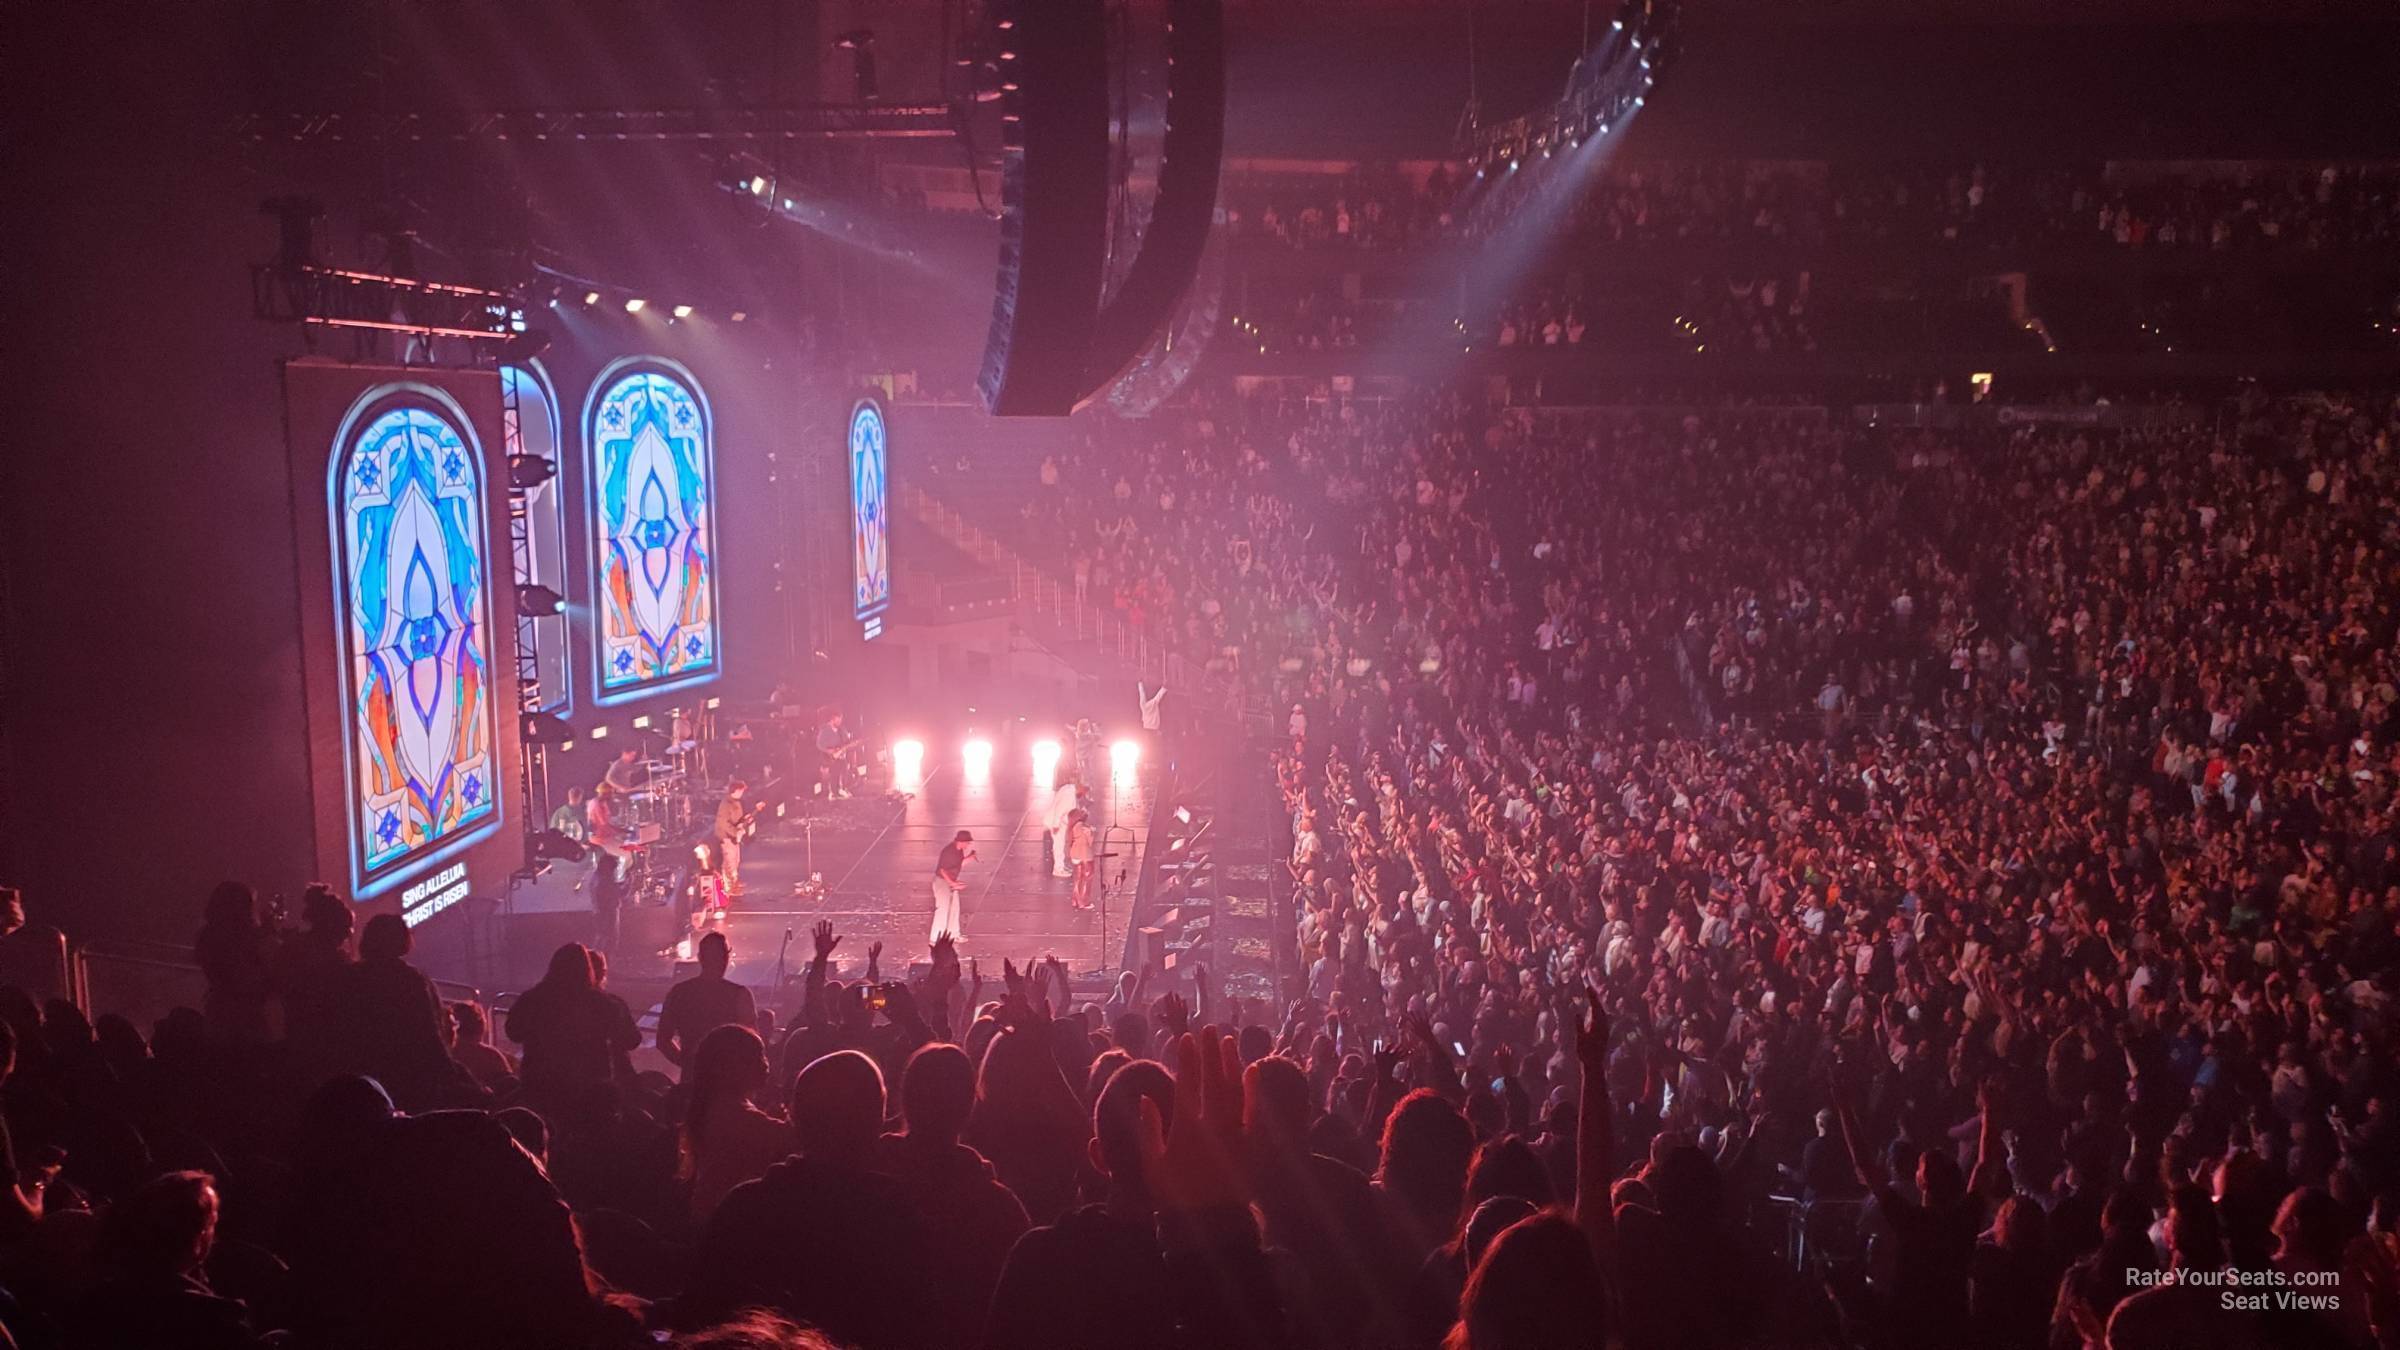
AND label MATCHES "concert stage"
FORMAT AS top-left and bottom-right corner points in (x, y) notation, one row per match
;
(682, 748), (1154, 993)
(712, 756), (1154, 990)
